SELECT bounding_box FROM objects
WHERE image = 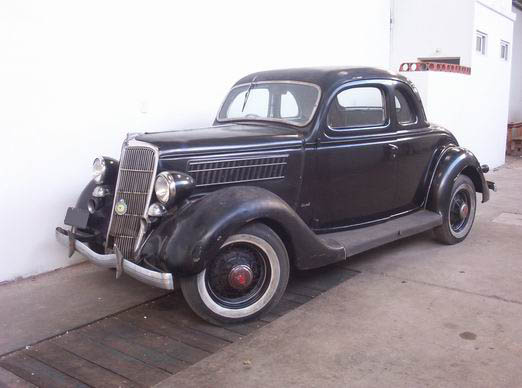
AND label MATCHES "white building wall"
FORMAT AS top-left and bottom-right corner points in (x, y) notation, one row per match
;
(0, 0), (392, 282)
(393, 0), (514, 168)
(470, 1), (515, 166)
(509, 6), (522, 122)
(390, 0), (475, 68)
(478, 0), (514, 15)
(404, 71), (503, 167)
